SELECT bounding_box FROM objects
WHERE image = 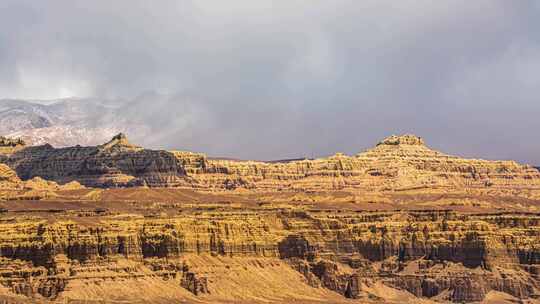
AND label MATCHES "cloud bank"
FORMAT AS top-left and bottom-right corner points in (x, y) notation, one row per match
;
(1, 1), (540, 162)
